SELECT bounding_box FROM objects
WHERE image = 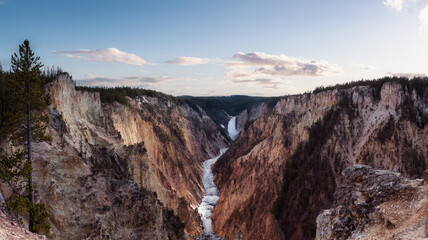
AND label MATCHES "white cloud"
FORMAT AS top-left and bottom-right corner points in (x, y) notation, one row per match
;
(54, 48), (147, 66)
(350, 63), (375, 71)
(384, 0), (405, 11)
(227, 52), (341, 86)
(383, 0), (428, 33)
(386, 71), (427, 78)
(419, 4), (428, 33)
(166, 56), (210, 65)
(76, 75), (175, 88)
(383, 0), (421, 12)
